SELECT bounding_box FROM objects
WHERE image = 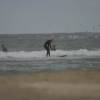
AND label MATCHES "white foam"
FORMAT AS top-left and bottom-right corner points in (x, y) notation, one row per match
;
(0, 49), (100, 59)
